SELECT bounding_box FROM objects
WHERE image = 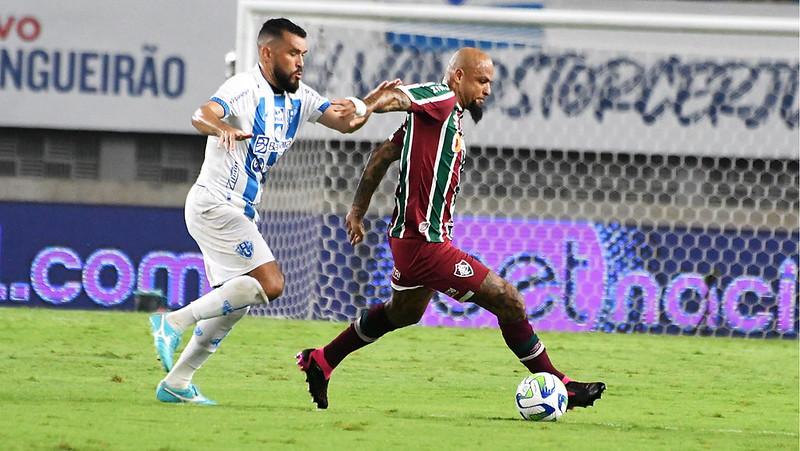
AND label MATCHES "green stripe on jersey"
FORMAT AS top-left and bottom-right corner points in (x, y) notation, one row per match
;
(406, 83), (451, 101)
(390, 114), (414, 238)
(426, 111), (458, 242)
